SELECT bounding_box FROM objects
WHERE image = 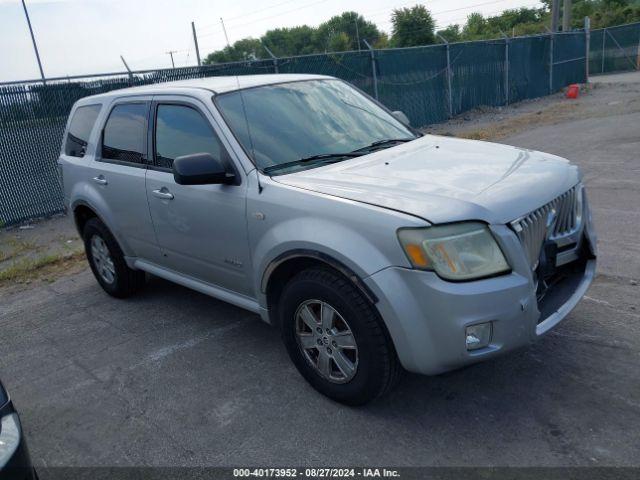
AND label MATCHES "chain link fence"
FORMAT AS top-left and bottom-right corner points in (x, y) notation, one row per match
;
(589, 22), (640, 74)
(0, 29), (593, 226)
